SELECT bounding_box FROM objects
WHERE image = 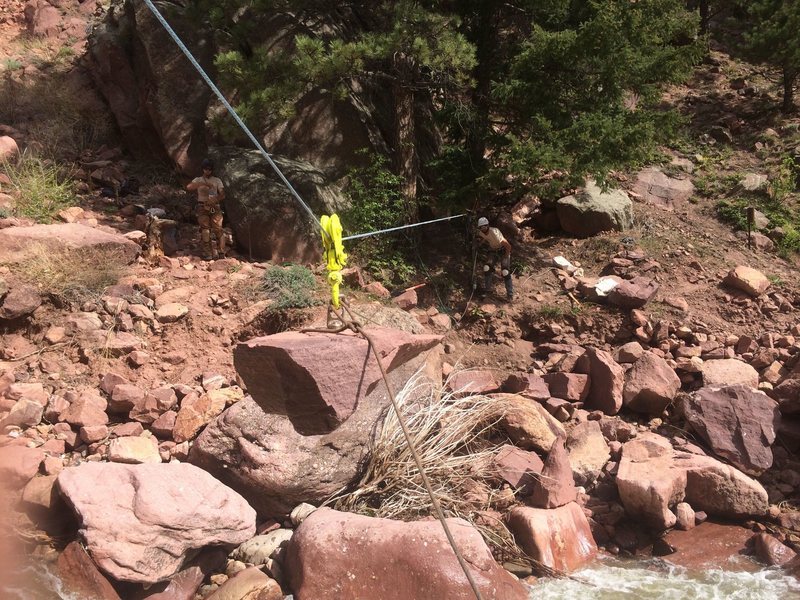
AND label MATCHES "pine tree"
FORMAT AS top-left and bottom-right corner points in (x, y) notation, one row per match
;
(742, 0), (800, 113)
